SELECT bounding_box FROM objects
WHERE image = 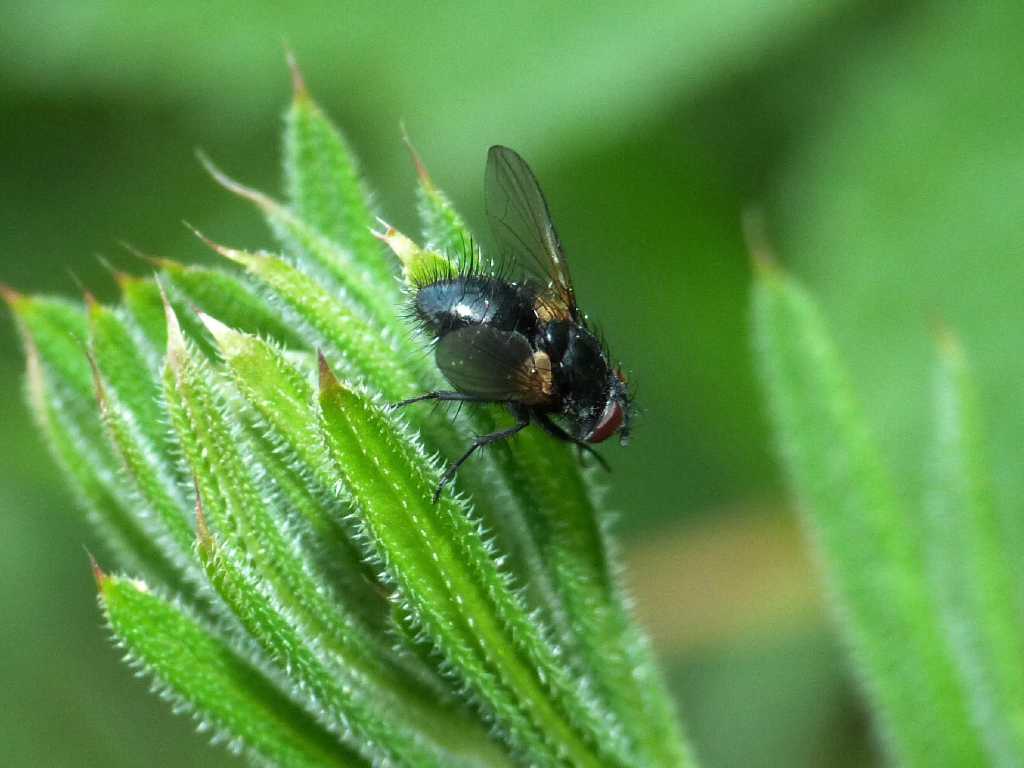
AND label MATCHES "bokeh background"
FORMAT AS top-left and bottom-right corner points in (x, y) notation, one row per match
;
(2, 2), (1021, 766)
